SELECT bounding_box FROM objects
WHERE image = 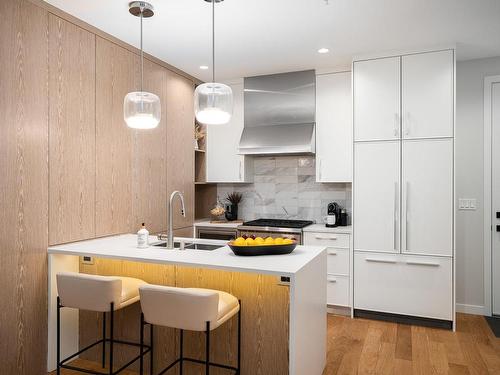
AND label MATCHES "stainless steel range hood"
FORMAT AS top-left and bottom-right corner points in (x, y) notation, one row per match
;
(238, 70), (316, 155)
